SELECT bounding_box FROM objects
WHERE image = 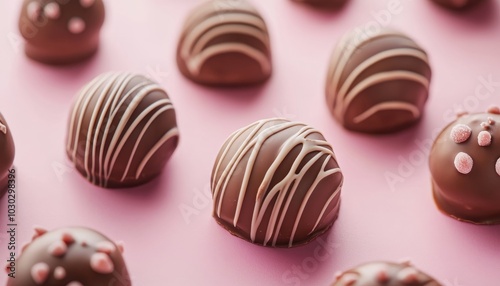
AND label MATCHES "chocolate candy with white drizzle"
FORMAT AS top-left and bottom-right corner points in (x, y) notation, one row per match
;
(0, 113), (15, 197)
(176, 0), (272, 86)
(18, 0), (105, 65)
(331, 261), (442, 286)
(325, 28), (431, 133)
(6, 227), (130, 286)
(429, 107), (500, 224)
(211, 118), (343, 247)
(66, 72), (179, 188)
